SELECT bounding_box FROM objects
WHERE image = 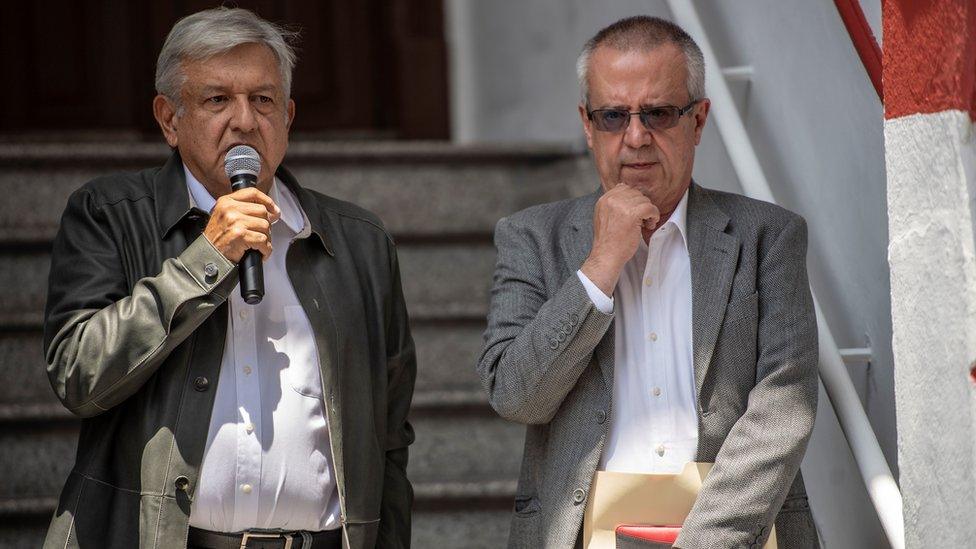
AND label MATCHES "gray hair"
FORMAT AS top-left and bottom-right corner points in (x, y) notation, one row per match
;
(155, 7), (298, 108)
(576, 16), (705, 105)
